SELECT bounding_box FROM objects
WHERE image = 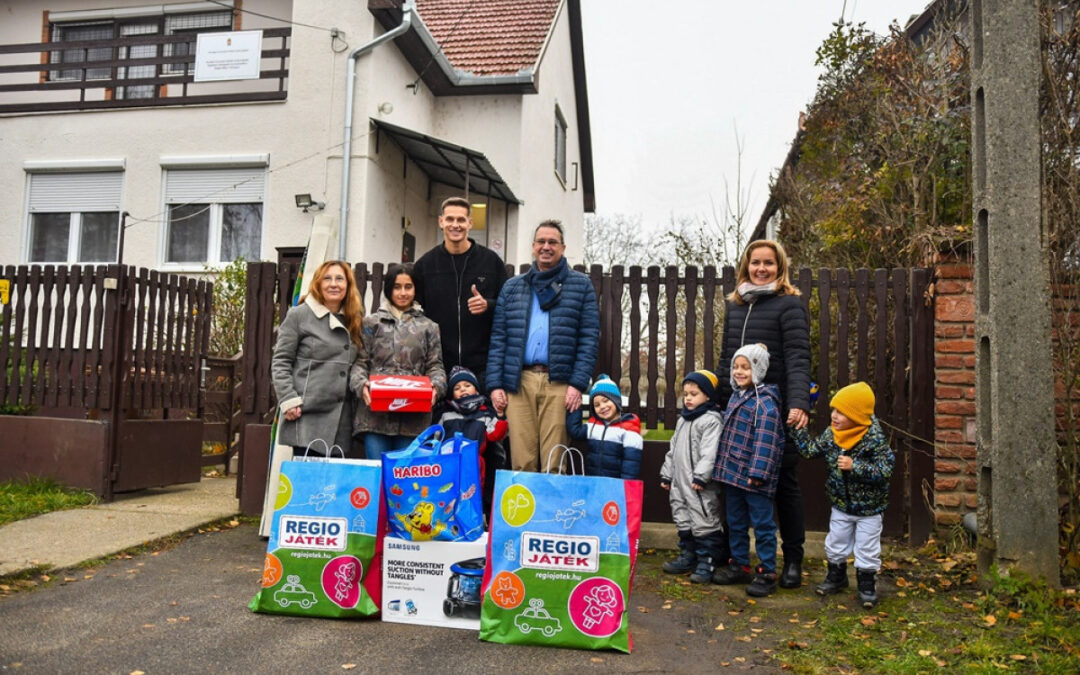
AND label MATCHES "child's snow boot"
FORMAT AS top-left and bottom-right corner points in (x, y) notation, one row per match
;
(815, 561), (849, 596)
(662, 530), (696, 574)
(746, 566), (778, 597)
(712, 562), (754, 585)
(689, 532), (723, 583)
(856, 568), (878, 608)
